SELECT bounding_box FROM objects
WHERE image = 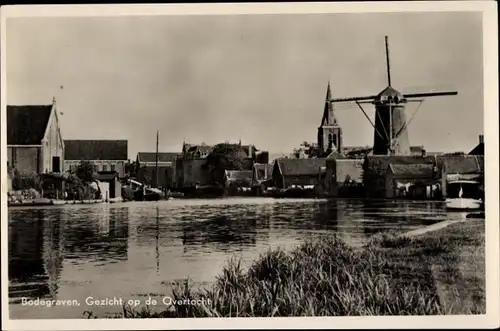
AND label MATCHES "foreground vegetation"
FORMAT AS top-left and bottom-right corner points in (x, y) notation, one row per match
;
(90, 219), (485, 318)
